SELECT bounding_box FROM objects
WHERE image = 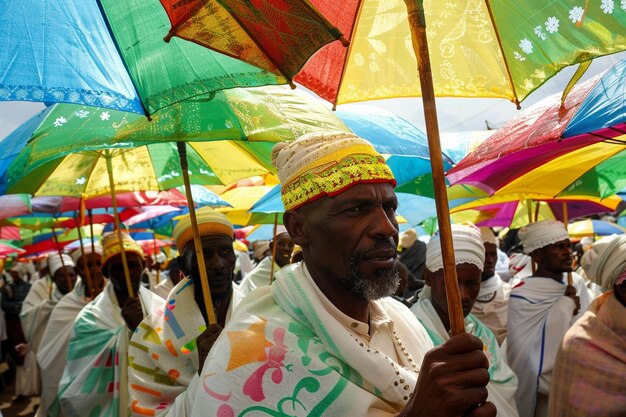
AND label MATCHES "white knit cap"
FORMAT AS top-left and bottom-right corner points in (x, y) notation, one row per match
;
(70, 243), (103, 264)
(518, 220), (570, 255)
(426, 224), (485, 272)
(585, 234), (626, 291)
(47, 253), (75, 277)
